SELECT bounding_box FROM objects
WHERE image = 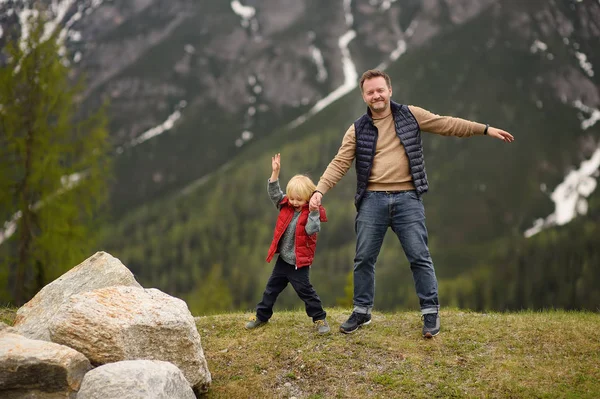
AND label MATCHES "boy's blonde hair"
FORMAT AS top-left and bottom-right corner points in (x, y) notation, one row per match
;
(286, 174), (316, 202)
